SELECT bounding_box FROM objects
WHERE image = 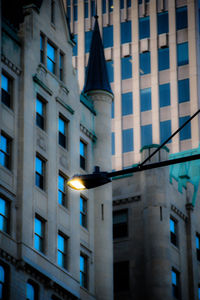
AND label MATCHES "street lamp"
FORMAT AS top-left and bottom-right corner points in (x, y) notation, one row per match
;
(67, 109), (200, 190)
